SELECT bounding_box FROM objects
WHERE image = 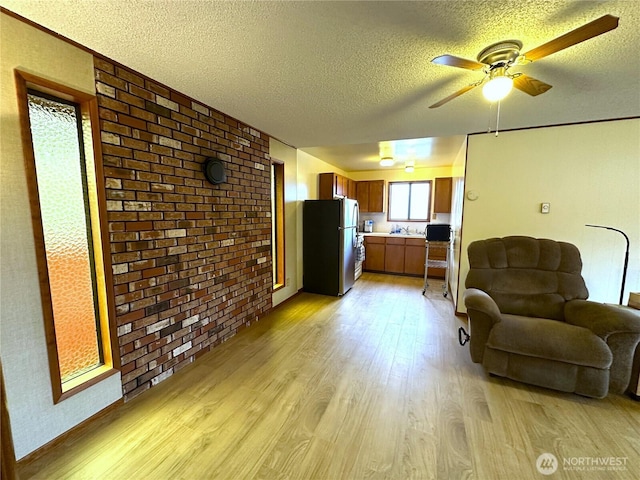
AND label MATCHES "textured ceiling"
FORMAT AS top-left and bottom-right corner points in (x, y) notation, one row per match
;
(3, 0), (639, 171)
